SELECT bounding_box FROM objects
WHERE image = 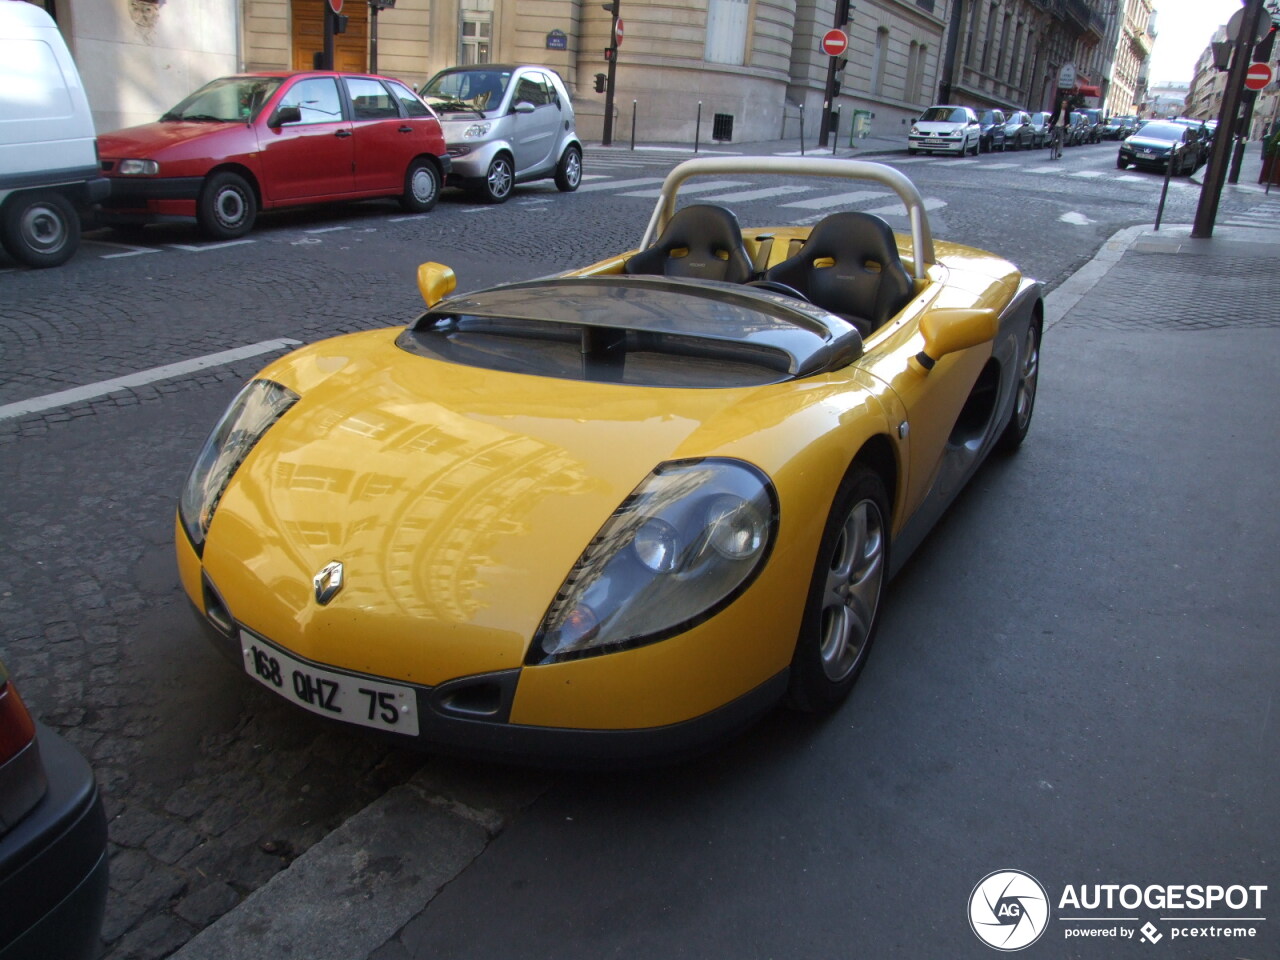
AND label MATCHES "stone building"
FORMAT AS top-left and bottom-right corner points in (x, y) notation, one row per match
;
(1104, 0), (1152, 115)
